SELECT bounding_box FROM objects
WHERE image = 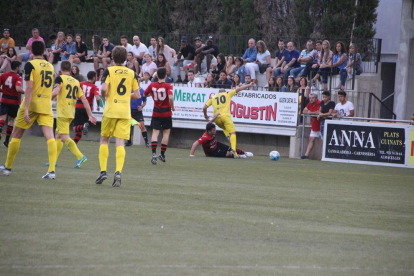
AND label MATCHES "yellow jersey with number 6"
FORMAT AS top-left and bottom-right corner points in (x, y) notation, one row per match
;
(205, 89), (236, 117)
(55, 75), (84, 119)
(101, 66), (139, 119)
(22, 58), (55, 115)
